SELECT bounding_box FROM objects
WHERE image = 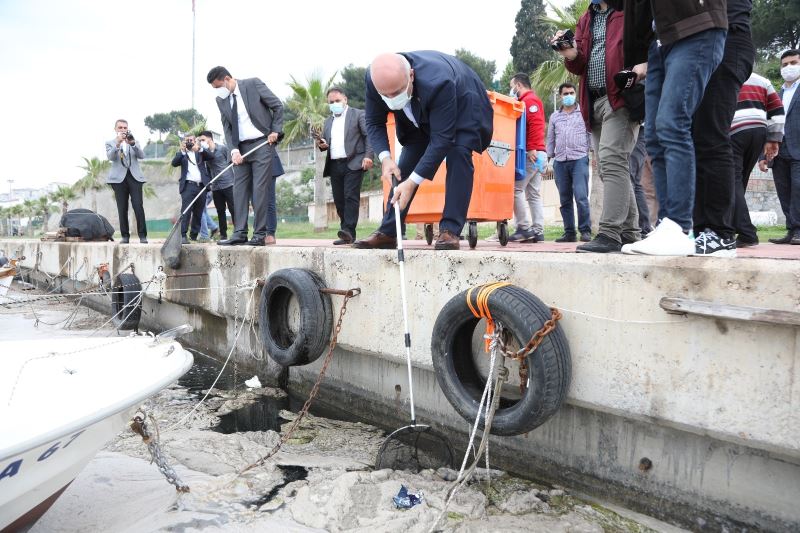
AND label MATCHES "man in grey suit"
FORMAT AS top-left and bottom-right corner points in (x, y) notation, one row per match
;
(316, 87), (374, 244)
(767, 49), (800, 245)
(105, 119), (147, 243)
(207, 66), (283, 246)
